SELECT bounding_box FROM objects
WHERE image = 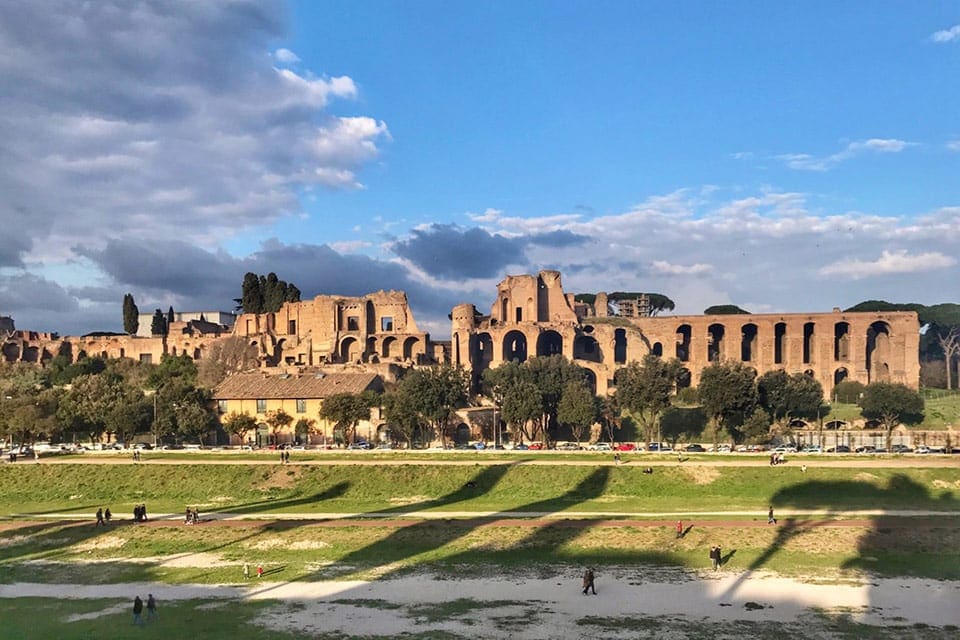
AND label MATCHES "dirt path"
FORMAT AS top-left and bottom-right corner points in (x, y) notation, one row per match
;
(2, 570), (958, 636)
